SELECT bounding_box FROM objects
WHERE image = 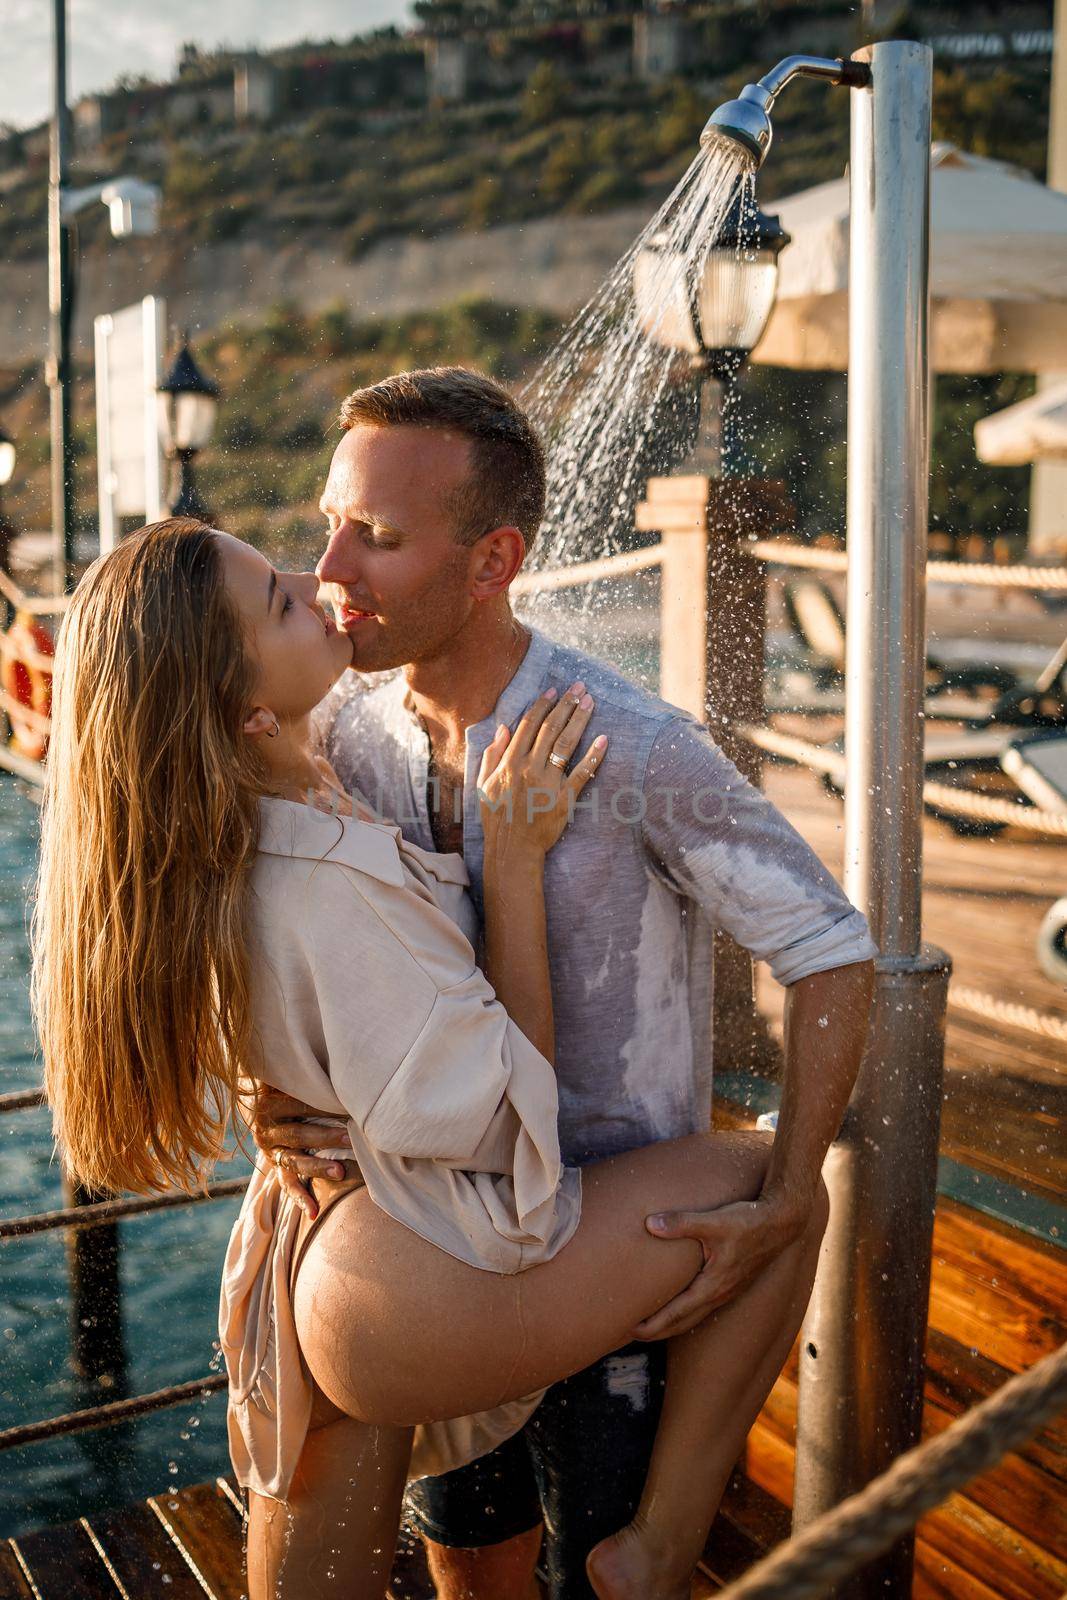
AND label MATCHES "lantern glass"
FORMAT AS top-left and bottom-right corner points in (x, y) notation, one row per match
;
(158, 390), (218, 453)
(696, 248), (781, 357)
(0, 440), (14, 487)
